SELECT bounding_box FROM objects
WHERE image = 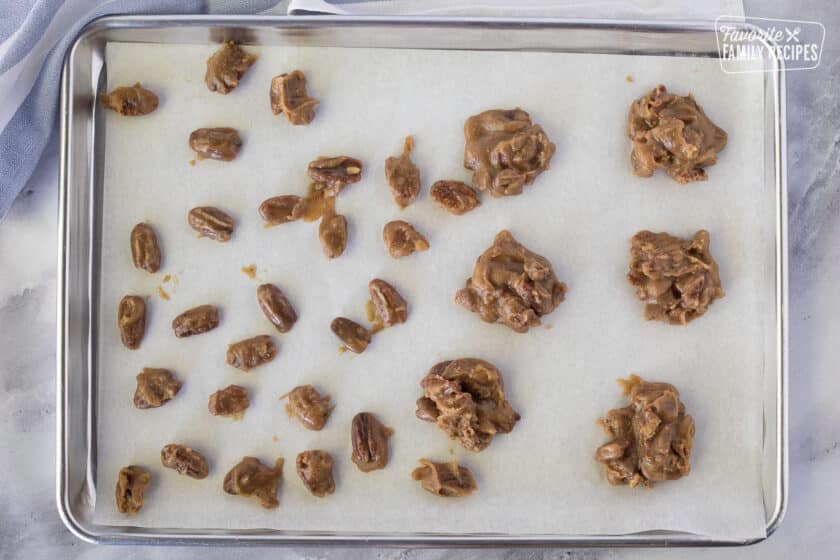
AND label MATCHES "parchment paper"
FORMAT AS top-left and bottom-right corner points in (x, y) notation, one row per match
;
(94, 42), (770, 539)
